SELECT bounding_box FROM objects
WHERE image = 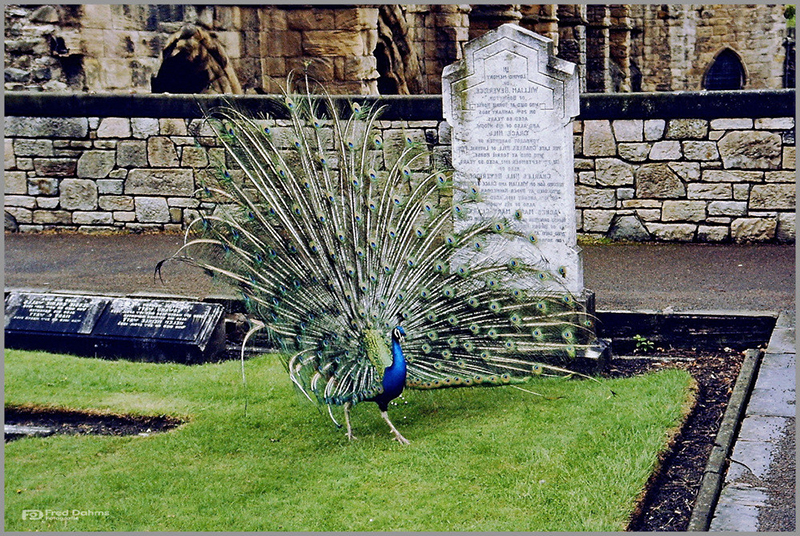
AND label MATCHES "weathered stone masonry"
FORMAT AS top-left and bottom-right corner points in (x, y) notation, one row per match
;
(5, 5), (792, 96)
(4, 90), (795, 243)
(573, 103), (796, 243)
